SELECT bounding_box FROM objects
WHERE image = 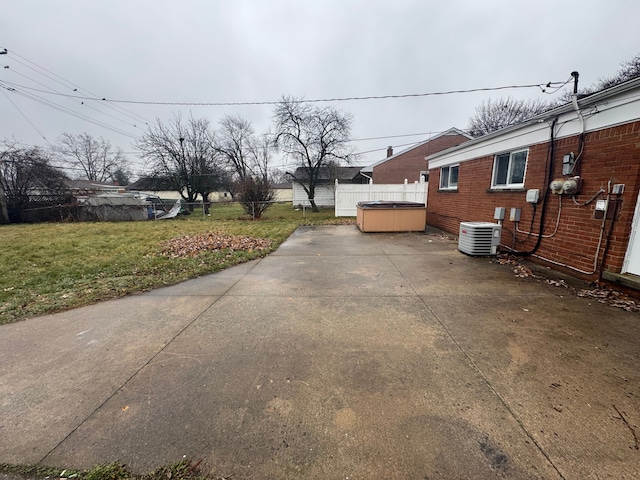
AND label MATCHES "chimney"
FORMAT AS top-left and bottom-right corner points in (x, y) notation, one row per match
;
(387, 146), (393, 157)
